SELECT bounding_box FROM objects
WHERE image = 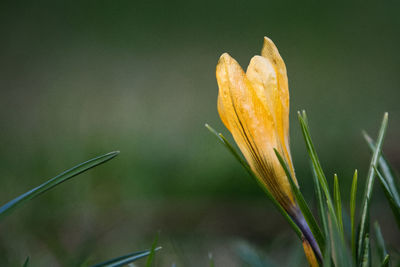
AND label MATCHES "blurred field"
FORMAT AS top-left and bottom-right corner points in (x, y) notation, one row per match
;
(1, 1), (400, 266)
